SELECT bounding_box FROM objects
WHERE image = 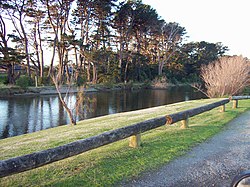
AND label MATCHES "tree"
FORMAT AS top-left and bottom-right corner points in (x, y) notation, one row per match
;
(179, 41), (228, 78)
(156, 22), (186, 76)
(6, 0), (33, 77)
(51, 67), (86, 125)
(25, 1), (46, 78)
(197, 55), (249, 98)
(73, 0), (94, 81)
(0, 2), (25, 84)
(89, 0), (117, 83)
(129, 1), (160, 81)
(113, 0), (134, 82)
(43, 0), (74, 81)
